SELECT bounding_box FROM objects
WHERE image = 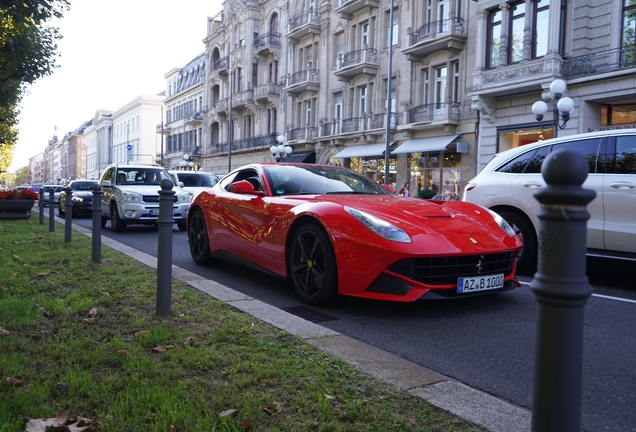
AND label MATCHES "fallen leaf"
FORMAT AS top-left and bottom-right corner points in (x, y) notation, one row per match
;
(134, 330), (150, 336)
(3, 376), (22, 387)
(324, 394), (335, 400)
(36, 305), (48, 315)
(37, 271), (50, 277)
(219, 409), (238, 418)
(100, 291), (110, 296)
(238, 418), (253, 430)
(83, 318), (98, 325)
(0, 327), (9, 335)
(184, 337), (194, 346)
(88, 308), (98, 317)
(25, 409), (69, 432)
(10, 253), (20, 261)
(262, 402), (281, 415)
(117, 350), (130, 356)
(152, 345), (174, 353)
